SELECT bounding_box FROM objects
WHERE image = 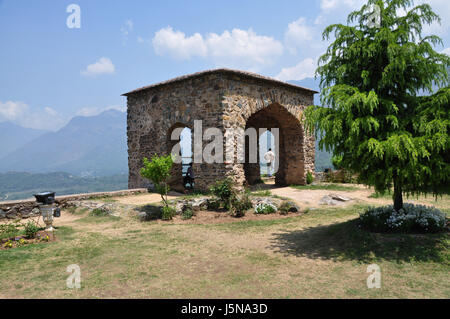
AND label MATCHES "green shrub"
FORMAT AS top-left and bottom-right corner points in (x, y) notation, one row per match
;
(24, 220), (40, 239)
(210, 178), (234, 208)
(279, 201), (293, 215)
(279, 200), (300, 215)
(229, 201), (246, 218)
(161, 206), (176, 221)
(306, 171), (314, 184)
(359, 203), (447, 233)
(181, 208), (194, 220)
(206, 199), (222, 210)
(210, 178), (254, 217)
(229, 193), (253, 218)
(206, 199), (222, 211)
(0, 220), (21, 240)
(255, 203), (277, 214)
(238, 193), (253, 210)
(139, 205), (162, 220)
(16, 238), (28, 247)
(140, 154), (173, 209)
